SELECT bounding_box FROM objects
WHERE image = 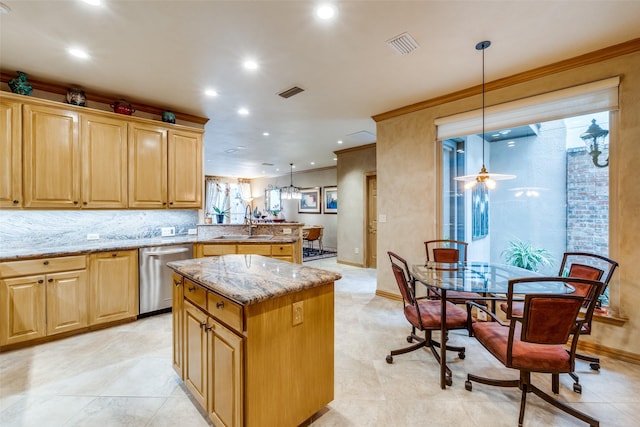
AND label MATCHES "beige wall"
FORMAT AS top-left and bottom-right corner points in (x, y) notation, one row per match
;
(376, 47), (640, 360)
(250, 167), (338, 249)
(335, 144), (376, 266)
